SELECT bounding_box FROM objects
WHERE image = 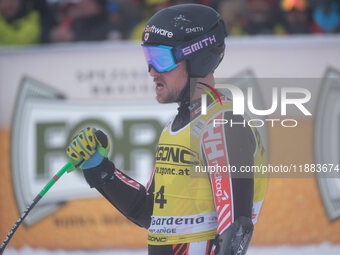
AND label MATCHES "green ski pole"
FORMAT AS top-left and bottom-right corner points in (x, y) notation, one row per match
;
(0, 161), (76, 254)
